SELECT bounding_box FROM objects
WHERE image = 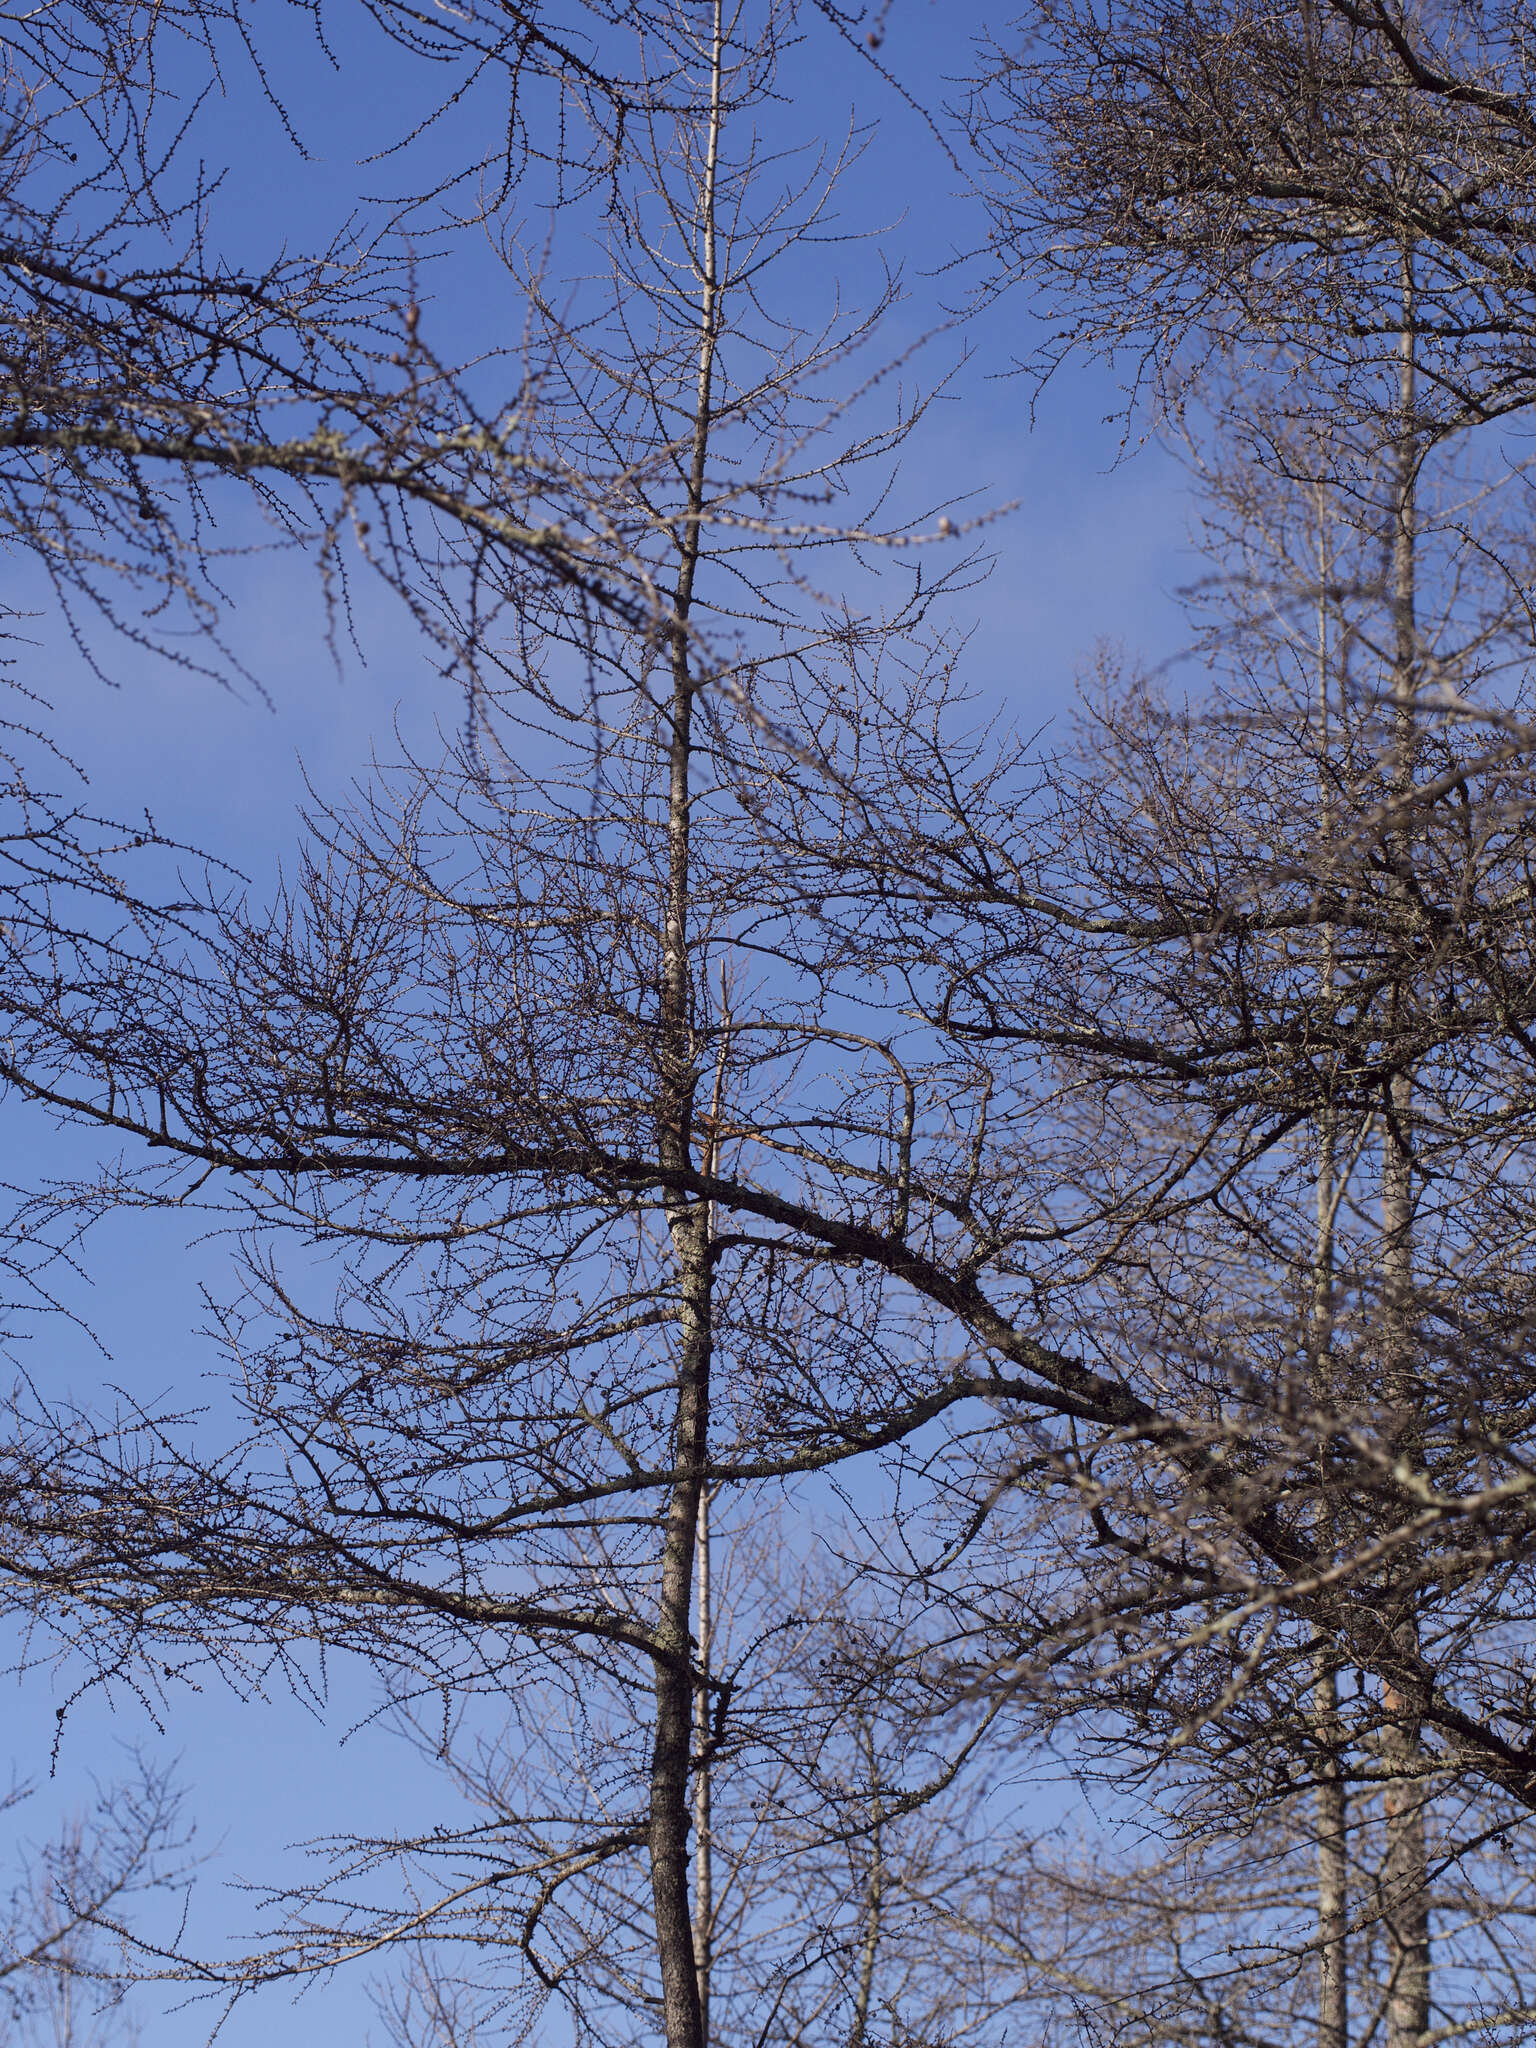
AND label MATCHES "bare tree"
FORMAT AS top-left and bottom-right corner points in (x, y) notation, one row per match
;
(0, 1756), (194, 2048)
(0, 6), (990, 2042)
(923, 1755), (1536, 2048)
(931, 16), (1536, 2045)
(804, 373), (1536, 2034)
